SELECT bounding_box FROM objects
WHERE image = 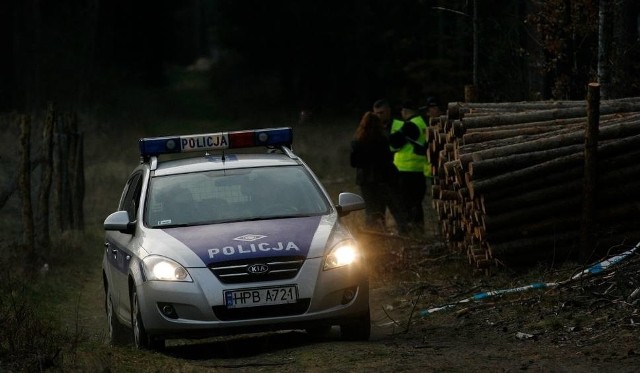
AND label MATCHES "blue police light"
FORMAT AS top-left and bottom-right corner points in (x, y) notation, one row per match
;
(139, 127), (293, 157)
(138, 135), (182, 156)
